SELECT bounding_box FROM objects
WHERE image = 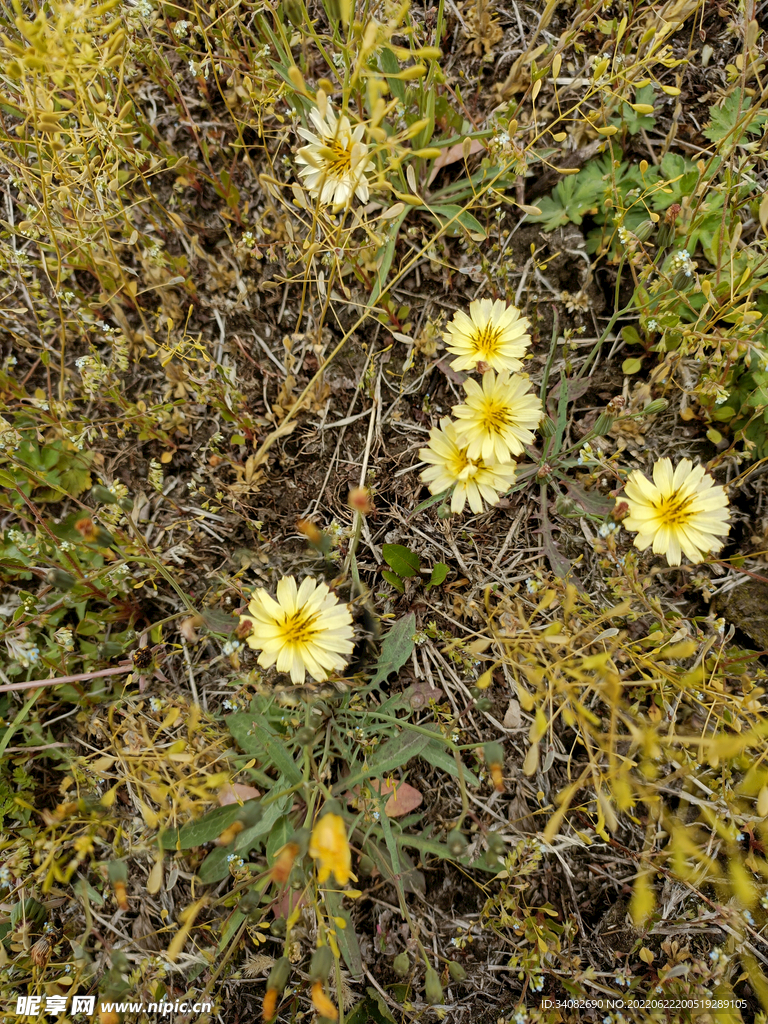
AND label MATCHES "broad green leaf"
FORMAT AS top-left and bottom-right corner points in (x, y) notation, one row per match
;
(198, 790), (292, 882)
(381, 569), (405, 593)
(347, 992), (397, 1024)
(370, 612), (416, 685)
(379, 46), (406, 104)
(382, 543), (420, 577)
(335, 726), (433, 792)
(227, 712), (302, 785)
(426, 561), (449, 590)
(369, 728), (434, 774)
(266, 814), (293, 864)
(217, 909), (245, 953)
(161, 803), (248, 850)
(411, 486), (450, 515)
(428, 203), (486, 239)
